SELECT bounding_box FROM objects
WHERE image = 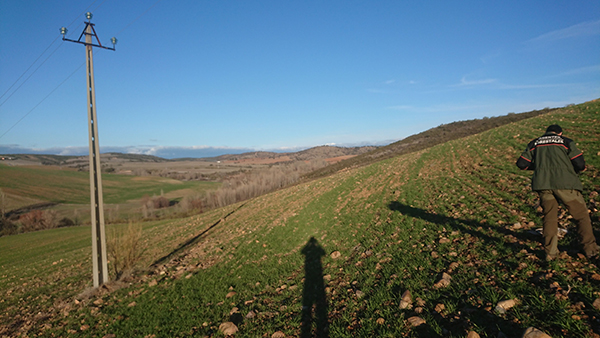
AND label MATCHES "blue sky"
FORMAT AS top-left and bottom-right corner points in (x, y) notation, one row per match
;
(1, 0), (599, 159)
